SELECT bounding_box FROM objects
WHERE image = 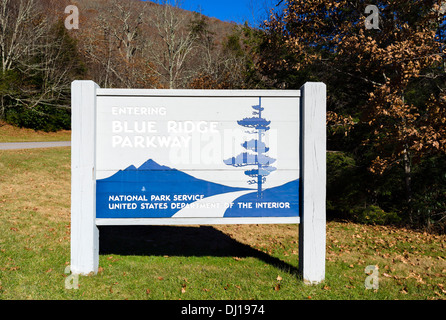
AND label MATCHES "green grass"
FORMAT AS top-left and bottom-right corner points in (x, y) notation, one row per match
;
(0, 122), (71, 142)
(1, 147), (445, 300)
